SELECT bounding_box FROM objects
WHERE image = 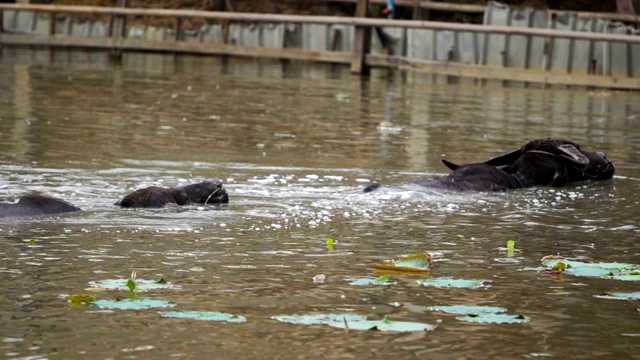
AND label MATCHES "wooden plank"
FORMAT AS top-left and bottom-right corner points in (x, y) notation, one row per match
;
(0, 4), (638, 44)
(322, 0), (640, 21)
(366, 54), (640, 89)
(0, 33), (352, 63)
